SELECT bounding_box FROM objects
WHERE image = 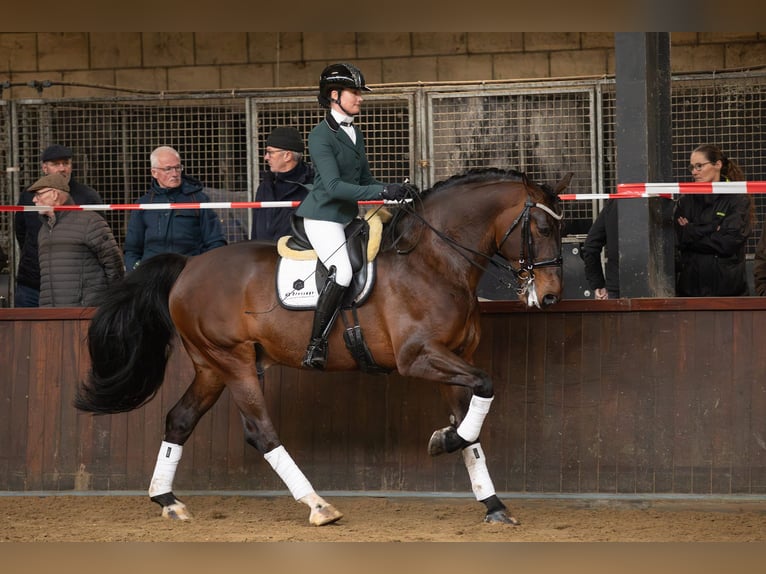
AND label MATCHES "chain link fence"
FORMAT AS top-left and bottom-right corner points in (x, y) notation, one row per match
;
(1, 70), (765, 304)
